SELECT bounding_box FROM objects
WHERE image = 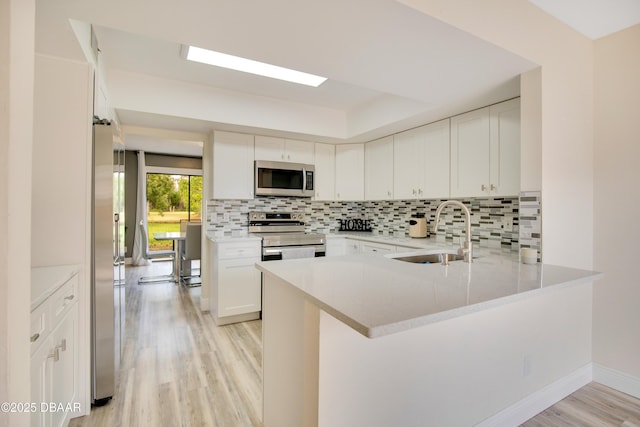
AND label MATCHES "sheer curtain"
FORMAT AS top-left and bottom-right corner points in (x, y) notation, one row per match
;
(131, 151), (151, 265)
